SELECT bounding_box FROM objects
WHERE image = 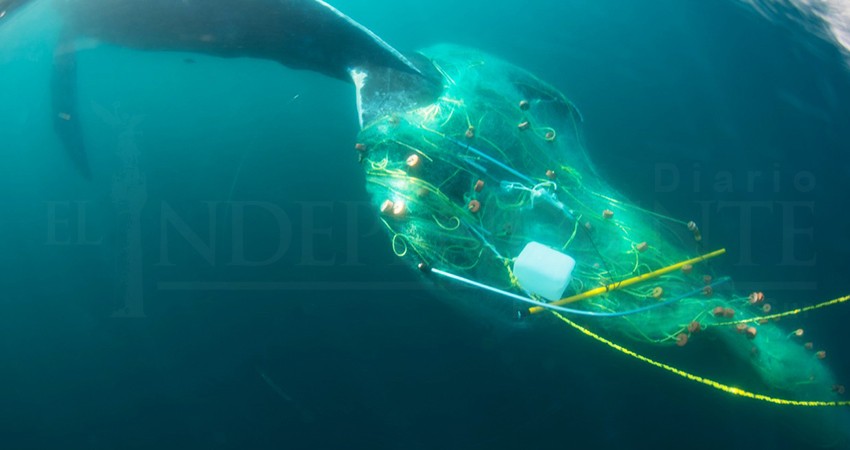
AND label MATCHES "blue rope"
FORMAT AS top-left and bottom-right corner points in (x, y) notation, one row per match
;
(430, 268), (731, 318)
(447, 137), (575, 220)
(446, 137), (535, 184)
